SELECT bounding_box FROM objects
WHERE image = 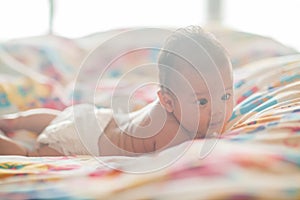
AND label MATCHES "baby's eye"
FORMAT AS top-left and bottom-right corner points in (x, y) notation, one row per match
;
(196, 98), (208, 106)
(221, 93), (231, 101)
